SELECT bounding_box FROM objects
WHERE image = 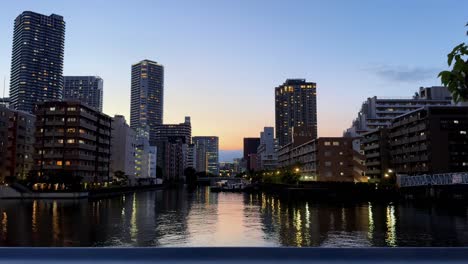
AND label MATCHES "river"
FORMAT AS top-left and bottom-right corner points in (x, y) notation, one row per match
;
(0, 187), (467, 247)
